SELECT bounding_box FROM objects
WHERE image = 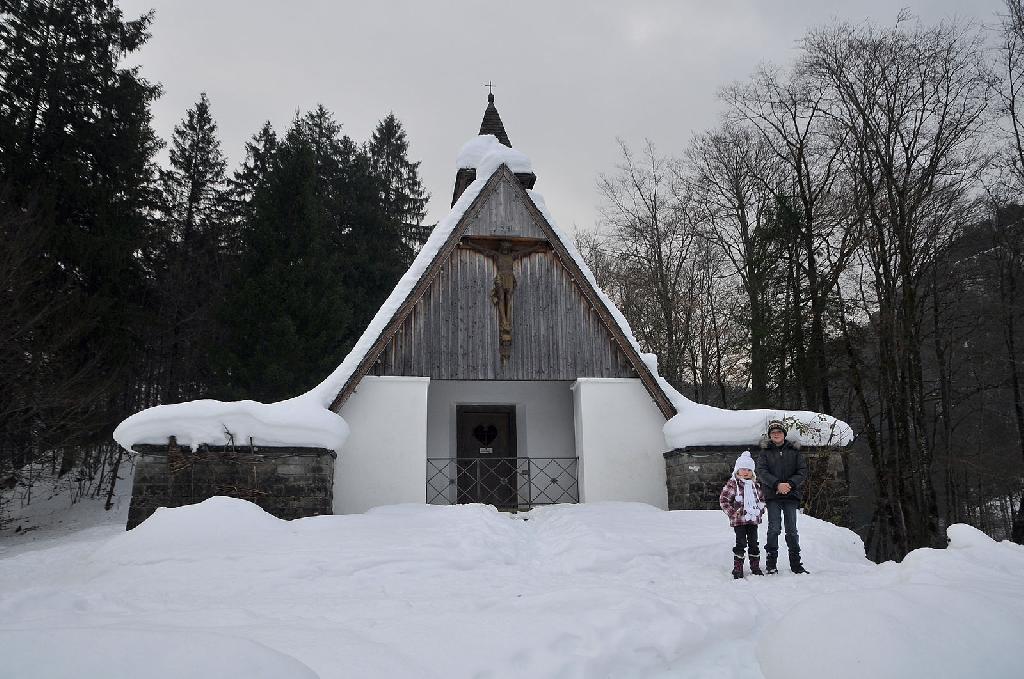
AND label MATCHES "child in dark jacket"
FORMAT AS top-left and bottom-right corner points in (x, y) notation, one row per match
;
(756, 419), (810, 574)
(719, 451), (767, 579)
